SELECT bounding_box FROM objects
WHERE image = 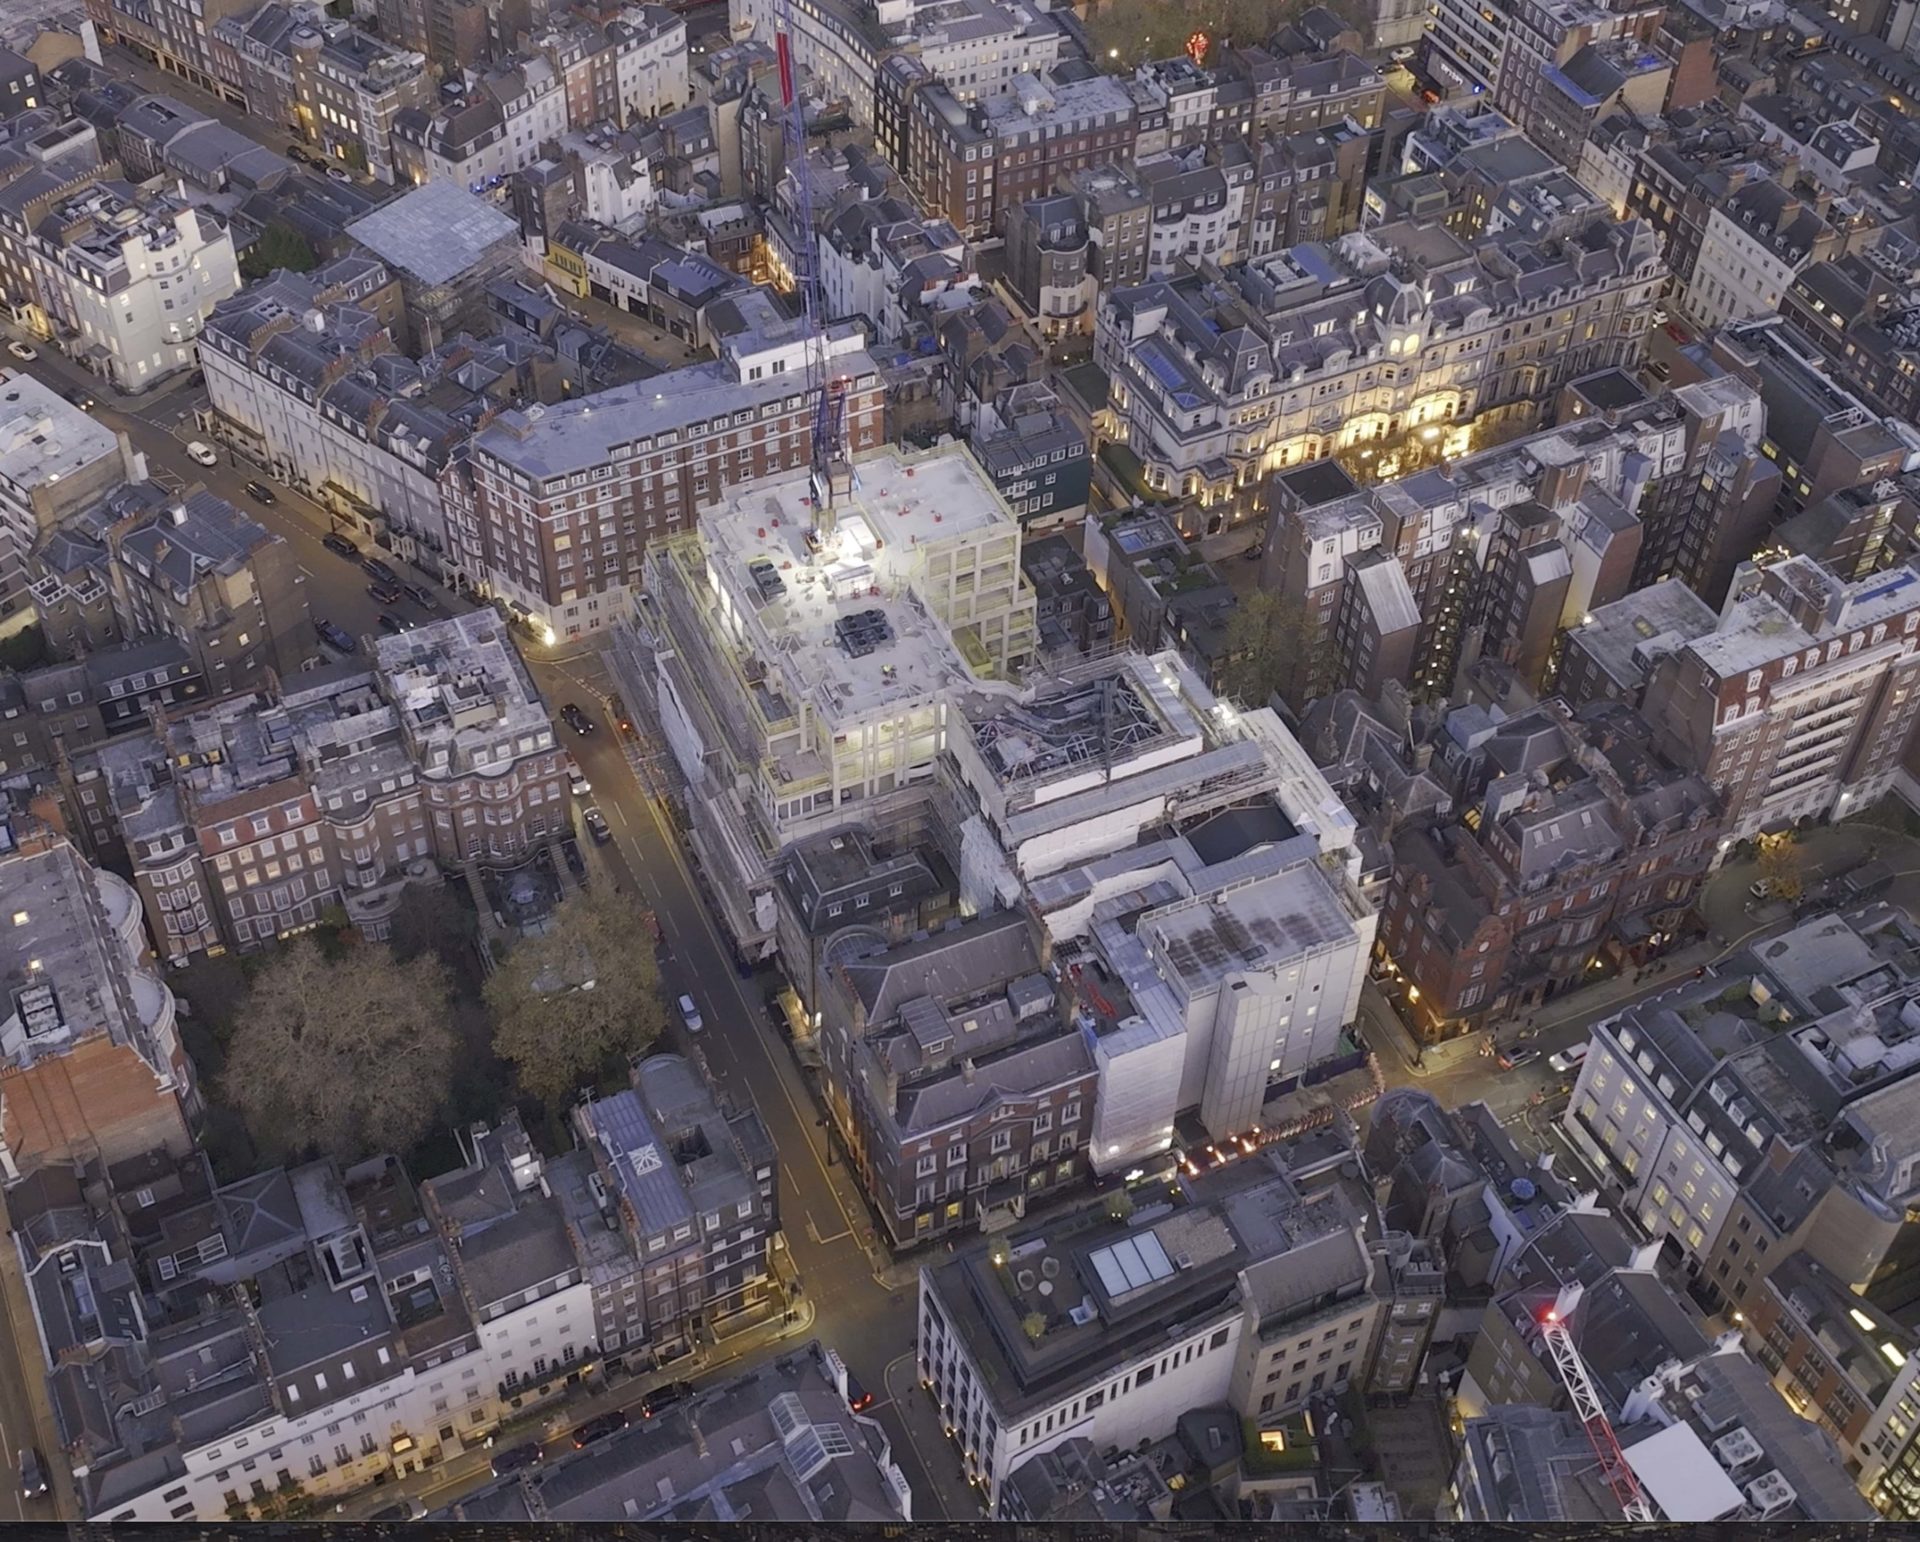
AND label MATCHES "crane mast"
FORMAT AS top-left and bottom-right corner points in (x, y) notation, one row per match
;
(1538, 1298), (1656, 1523)
(769, 0), (852, 541)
